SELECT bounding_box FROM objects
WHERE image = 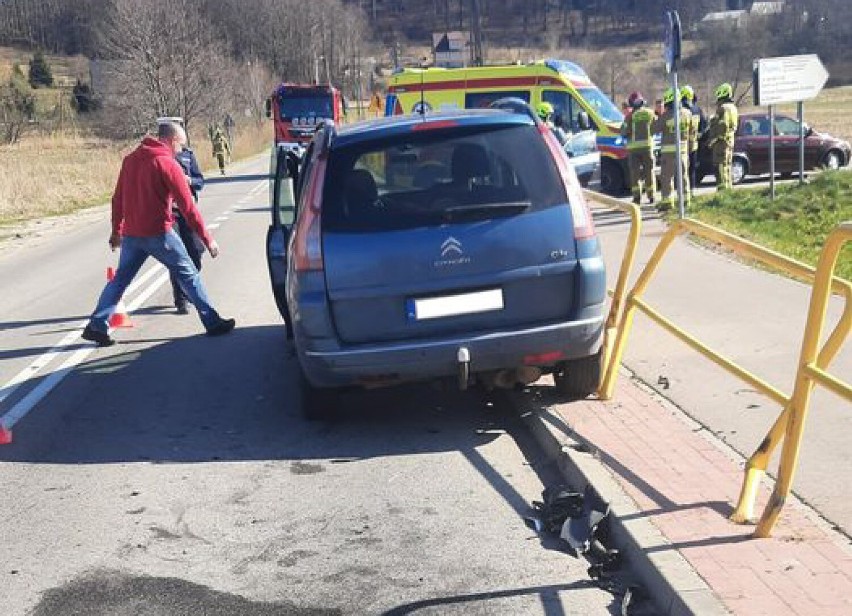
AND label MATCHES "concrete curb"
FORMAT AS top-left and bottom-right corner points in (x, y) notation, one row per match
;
(512, 387), (731, 616)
